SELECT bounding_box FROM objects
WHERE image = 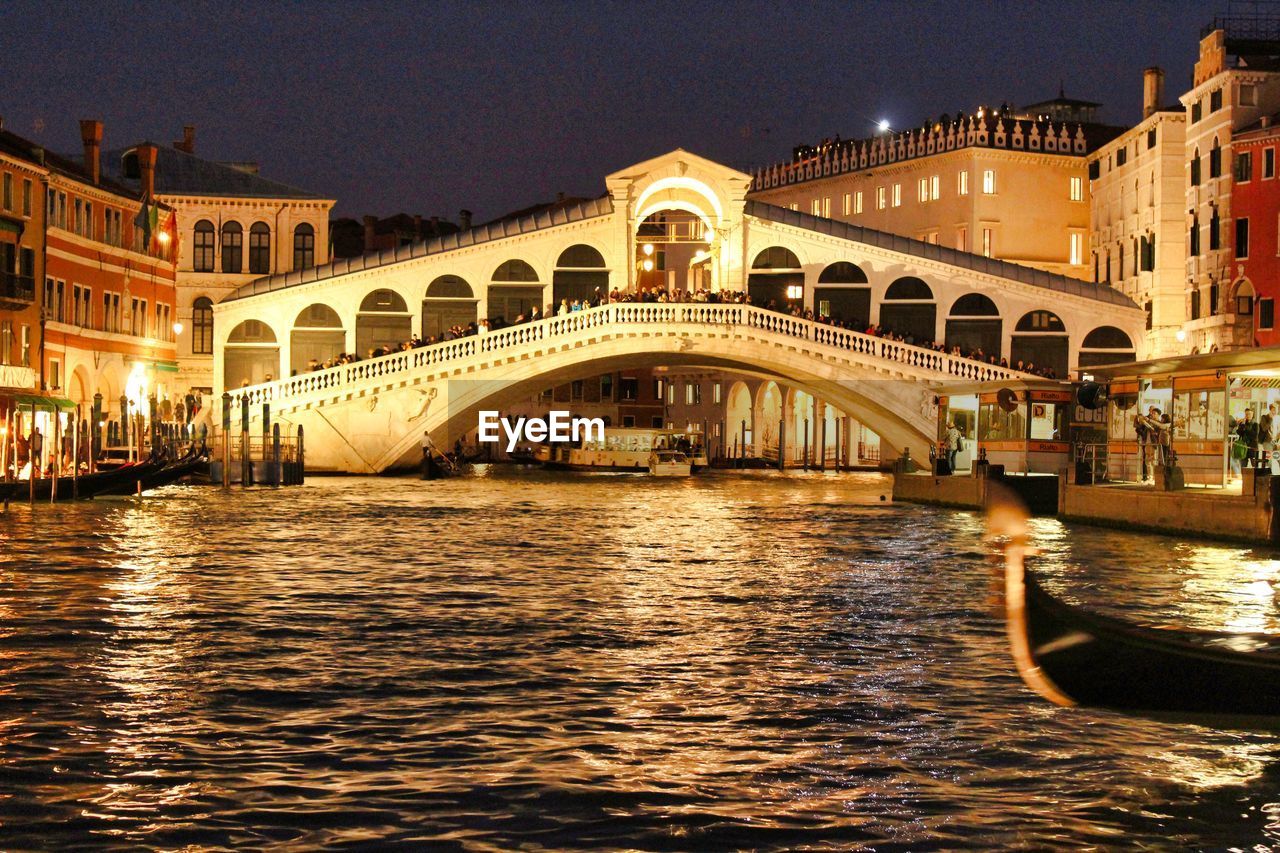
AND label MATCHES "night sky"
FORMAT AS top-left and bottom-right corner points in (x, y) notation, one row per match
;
(7, 0), (1212, 222)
